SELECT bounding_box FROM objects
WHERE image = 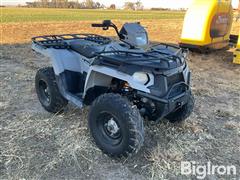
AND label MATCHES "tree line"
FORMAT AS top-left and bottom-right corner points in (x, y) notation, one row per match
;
(26, 0), (104, 9)
(26, 0), (144, 10)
